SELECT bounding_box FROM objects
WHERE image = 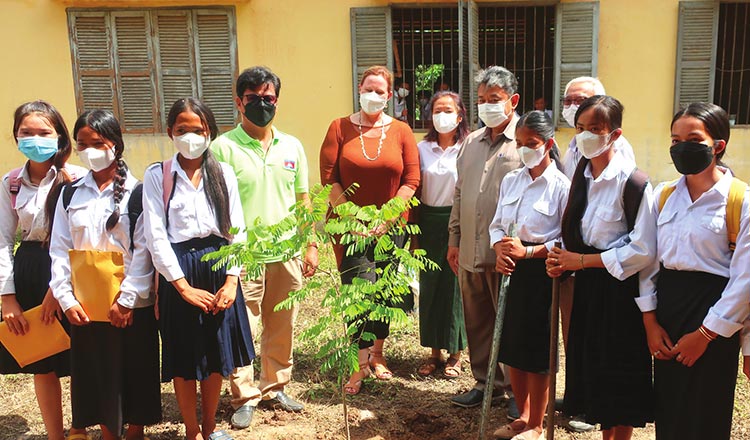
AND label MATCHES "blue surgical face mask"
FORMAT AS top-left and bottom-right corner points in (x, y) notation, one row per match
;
(17, 136), (59, 163)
